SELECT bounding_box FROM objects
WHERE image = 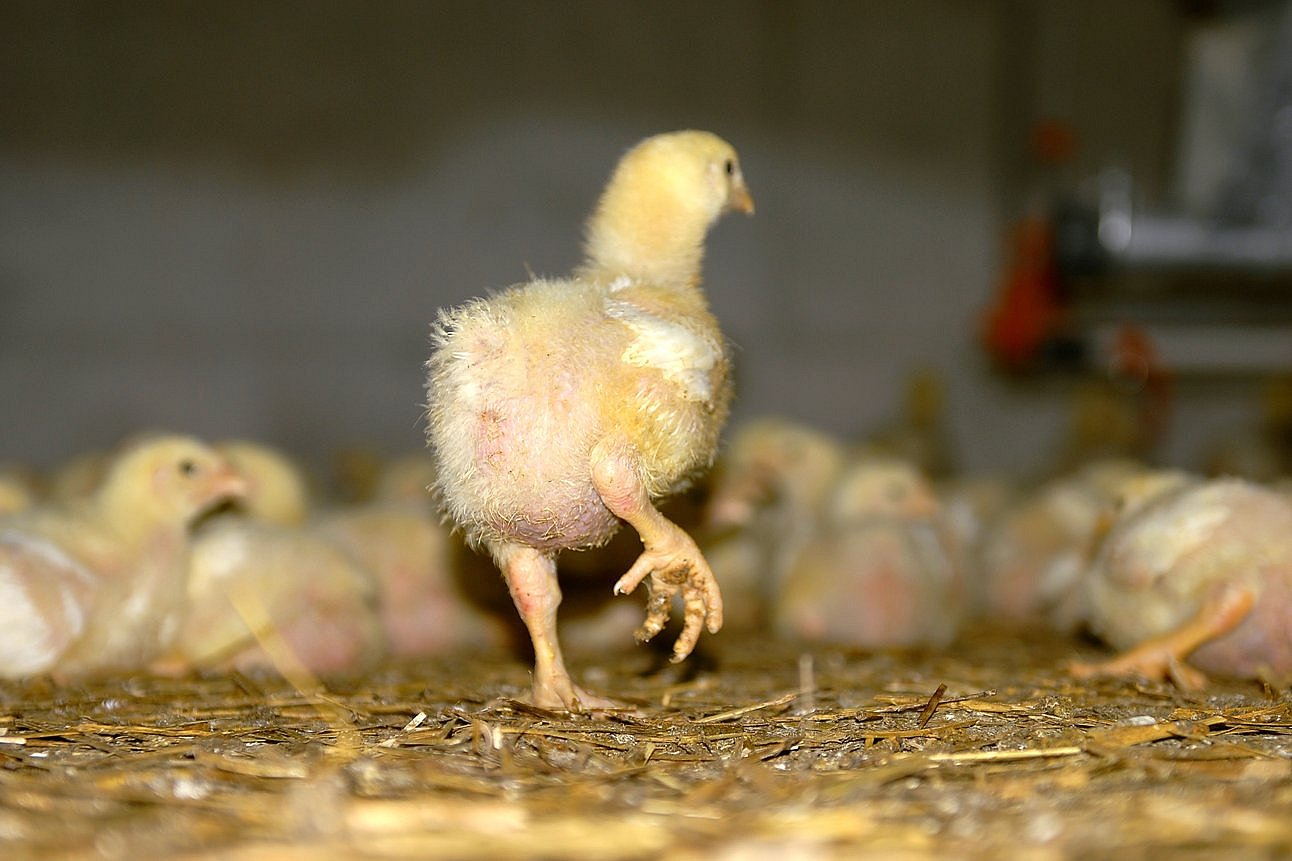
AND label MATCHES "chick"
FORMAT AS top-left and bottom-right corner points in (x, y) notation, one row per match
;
(774, 456), (964, 648)
(701, 417), (849, 631)
(1073, 474), (1292, 687)
(317, 499), (509, 659)
(180, 519), (384, 676)
(935, 472), (1017, 611)
(177, 441), (382, 676)
(425, 130), (753, 709)
(975, 458), (1148, 632)
(0, 434), (245, 677)
(706, 417), (847, 537)
(215, 440), (312, 526)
